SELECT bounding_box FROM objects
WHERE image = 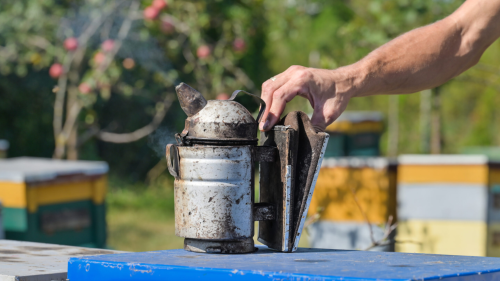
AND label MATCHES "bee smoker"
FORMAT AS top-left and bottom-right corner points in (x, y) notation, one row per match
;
(166, 83), (329, 254)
